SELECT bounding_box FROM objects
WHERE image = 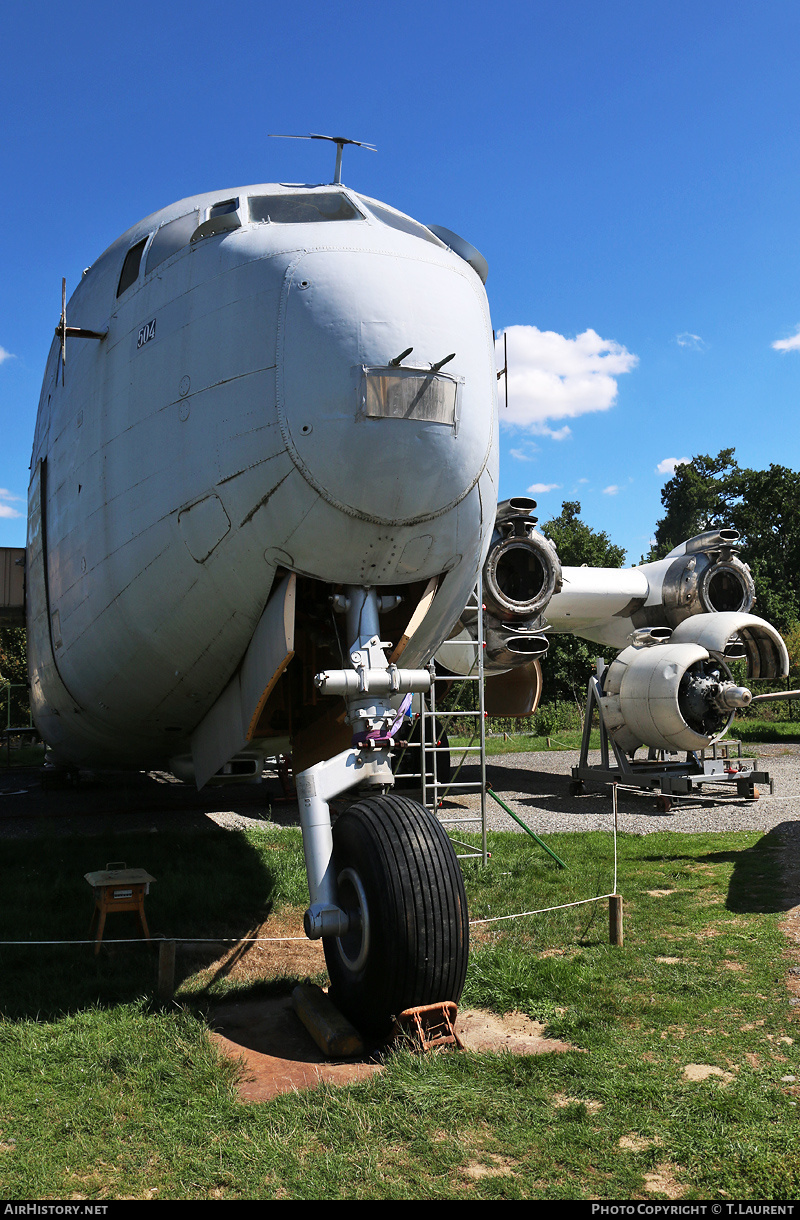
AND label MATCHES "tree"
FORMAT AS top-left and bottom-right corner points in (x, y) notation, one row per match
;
(0, 626), (29, 726)
(649, 448), (739, 558)
(650, 450), (800, 629)
(539, 502), (626, 704)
